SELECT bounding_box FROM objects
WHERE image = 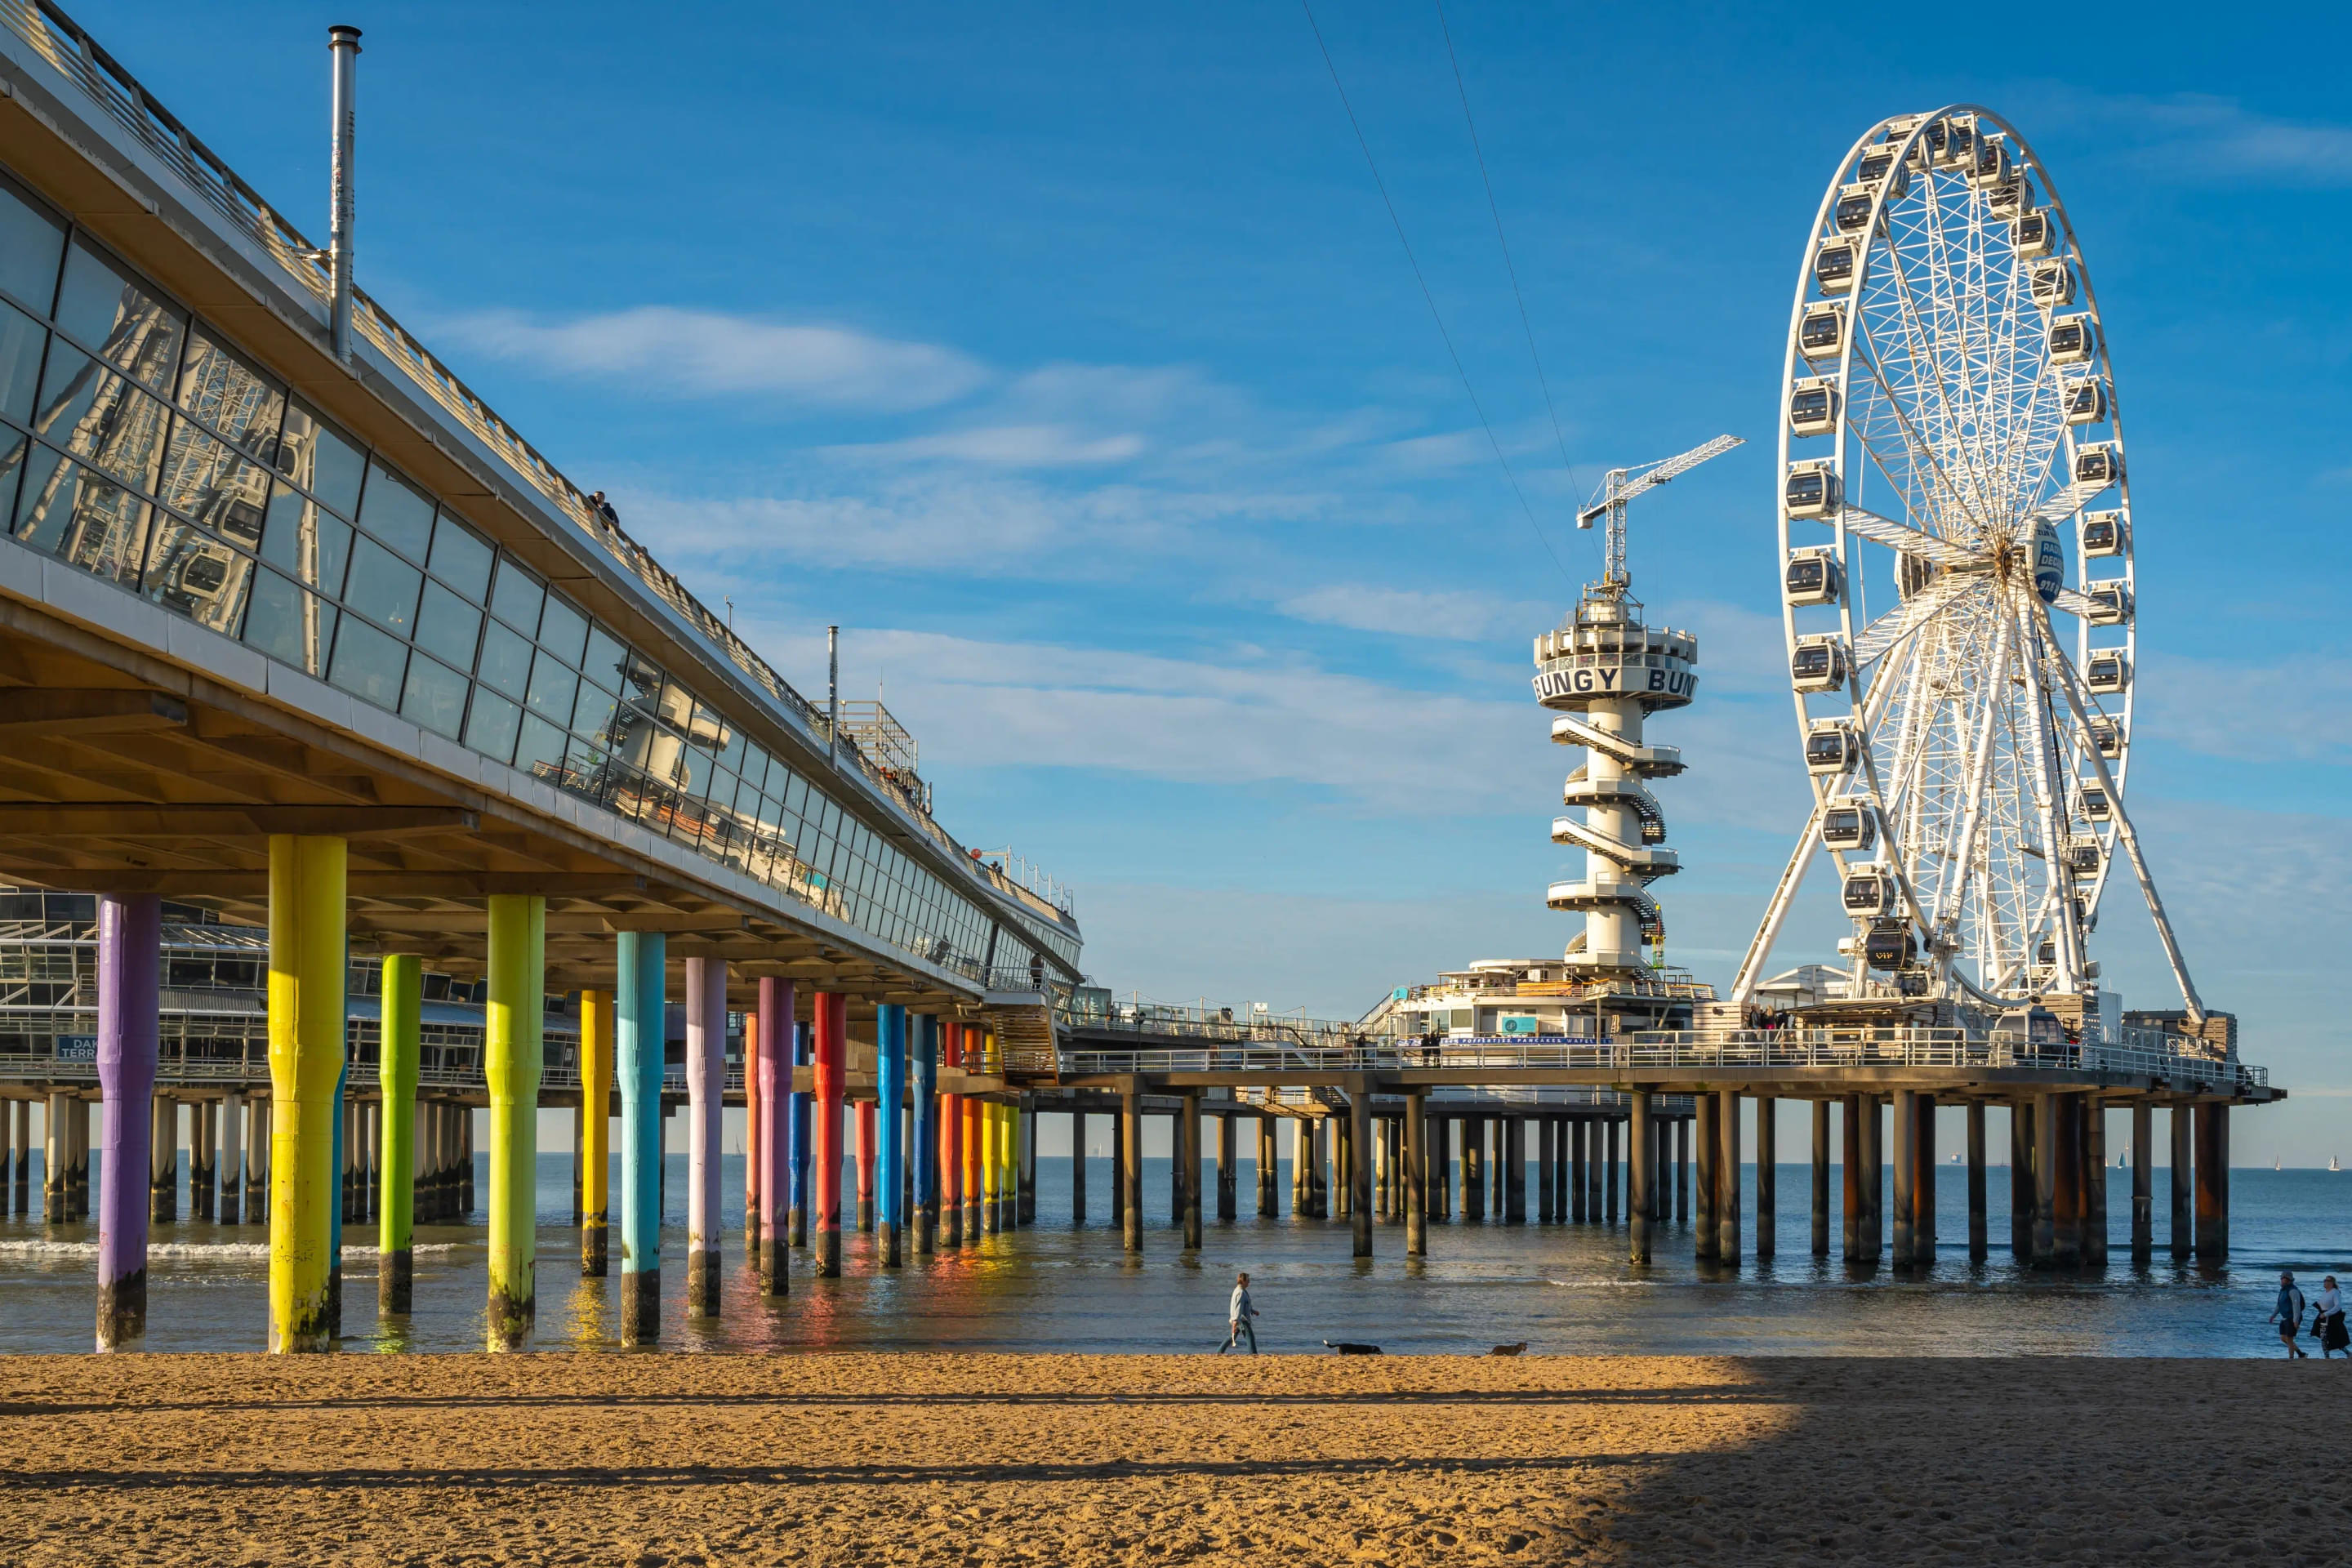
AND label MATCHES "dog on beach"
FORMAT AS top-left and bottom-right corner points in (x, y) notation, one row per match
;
(1488, 1343), (1527, 1356)
(1322, 1339), (1384, 1356)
